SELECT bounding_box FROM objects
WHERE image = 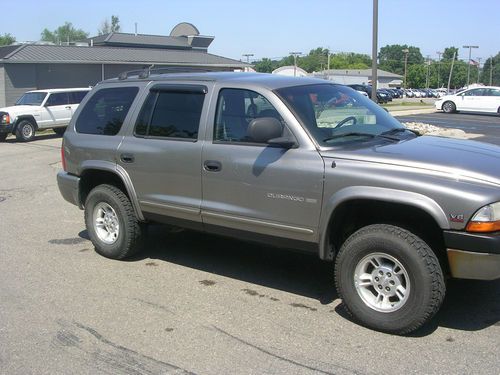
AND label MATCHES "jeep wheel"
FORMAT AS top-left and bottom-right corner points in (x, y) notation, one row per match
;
(15, 120), (36, 142)
(53, 127), (66, 136)
(442, 101), (456, 113)
(84, 184), (144, 259)
(334, 224), (445, 334)
(0, 133), (7, 142)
